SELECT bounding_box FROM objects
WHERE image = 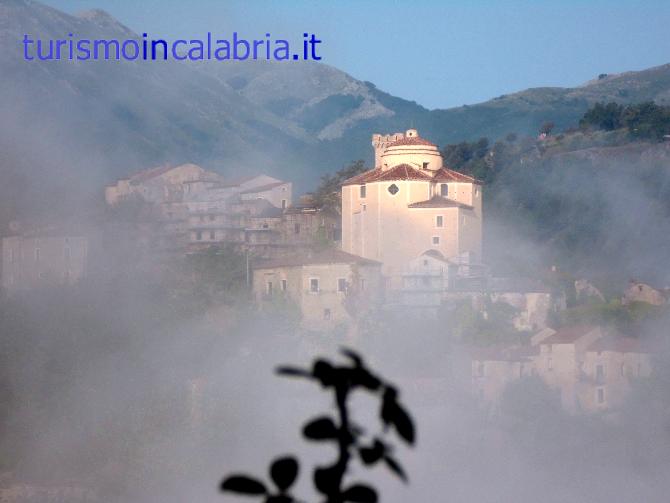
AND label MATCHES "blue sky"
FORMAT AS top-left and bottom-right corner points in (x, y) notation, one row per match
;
(41, 0), (670, 109)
